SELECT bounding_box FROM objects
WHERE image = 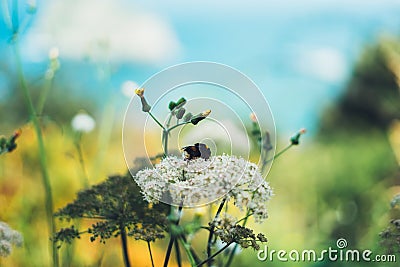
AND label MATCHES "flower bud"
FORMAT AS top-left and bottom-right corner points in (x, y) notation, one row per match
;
(290, 128), (306, 145)
(135, 88), (145, 97)
(140, 97), (151, 112)
(169, 97), (187, 111)
(134, 88), (151, 112)
(190, 110), (211, 125)
(250, 112), (258, 123)
(183, 112), (193, 122)
(176, 108), (186, 119)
